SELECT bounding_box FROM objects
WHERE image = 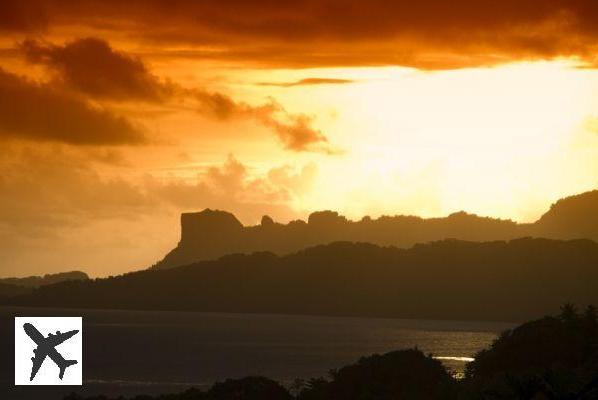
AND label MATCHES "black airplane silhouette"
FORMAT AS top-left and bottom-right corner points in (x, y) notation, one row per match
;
(23, 322), (79, 381)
